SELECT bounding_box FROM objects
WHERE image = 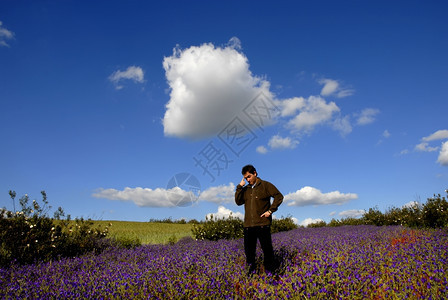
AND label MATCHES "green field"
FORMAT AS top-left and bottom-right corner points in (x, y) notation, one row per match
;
(92, 221), (194, 244)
